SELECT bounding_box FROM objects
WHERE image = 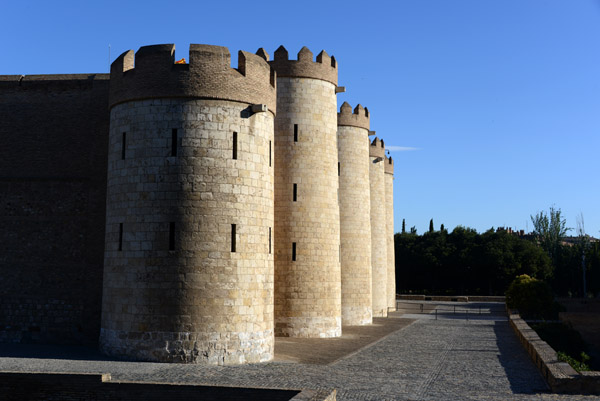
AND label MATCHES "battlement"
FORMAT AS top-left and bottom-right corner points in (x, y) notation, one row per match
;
(109, 44), (276, 113)
(268, 46), (338, 86)
(369, 137), (385, 159)
(384, 155), (394, 174)
(337, 102), (370, 130)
